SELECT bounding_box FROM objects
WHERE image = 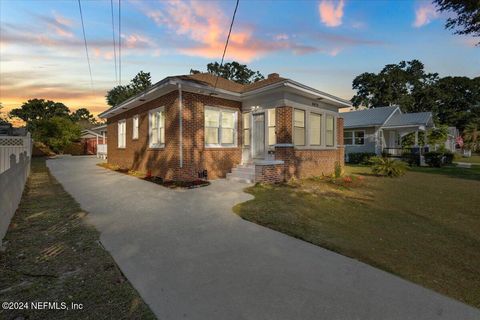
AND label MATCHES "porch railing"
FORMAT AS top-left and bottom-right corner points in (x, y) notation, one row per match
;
(383, 147), (429, 158)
